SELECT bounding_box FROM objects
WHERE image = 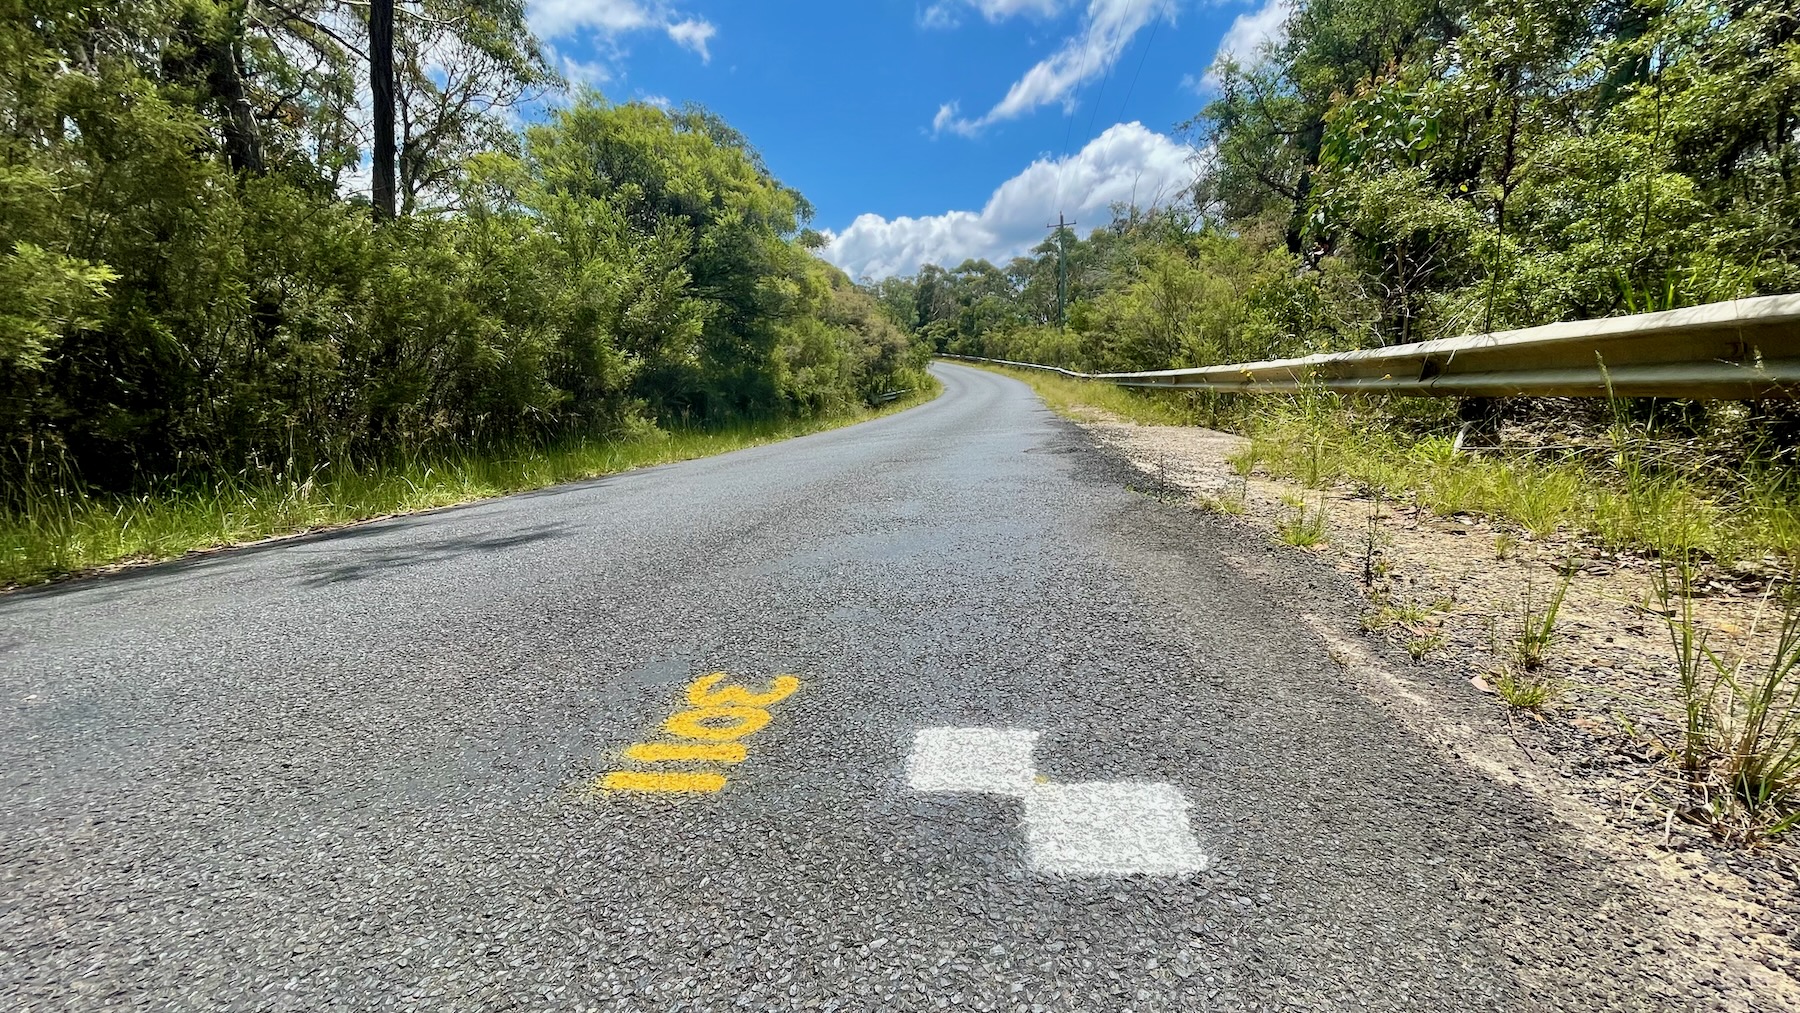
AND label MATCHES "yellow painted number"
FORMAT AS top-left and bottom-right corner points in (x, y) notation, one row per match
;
(601, 771), (727, 794)
(624, 742), (748, 764)
(664, 705), (771, 742)
(686, 672), (800, 709)
(599, 671), (801, 795)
